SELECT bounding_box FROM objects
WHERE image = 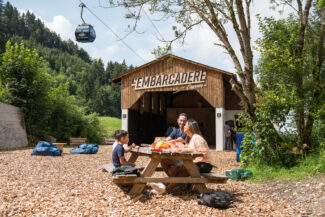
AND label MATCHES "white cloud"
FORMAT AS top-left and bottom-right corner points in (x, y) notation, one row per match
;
(169, 23), (233, 71)
(185, 24), (221, 59)
(136, 48), (155, 62)
(90, 44), (120, 61)
(45, 15), (74, 41)
(222, 58), (235, 72)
